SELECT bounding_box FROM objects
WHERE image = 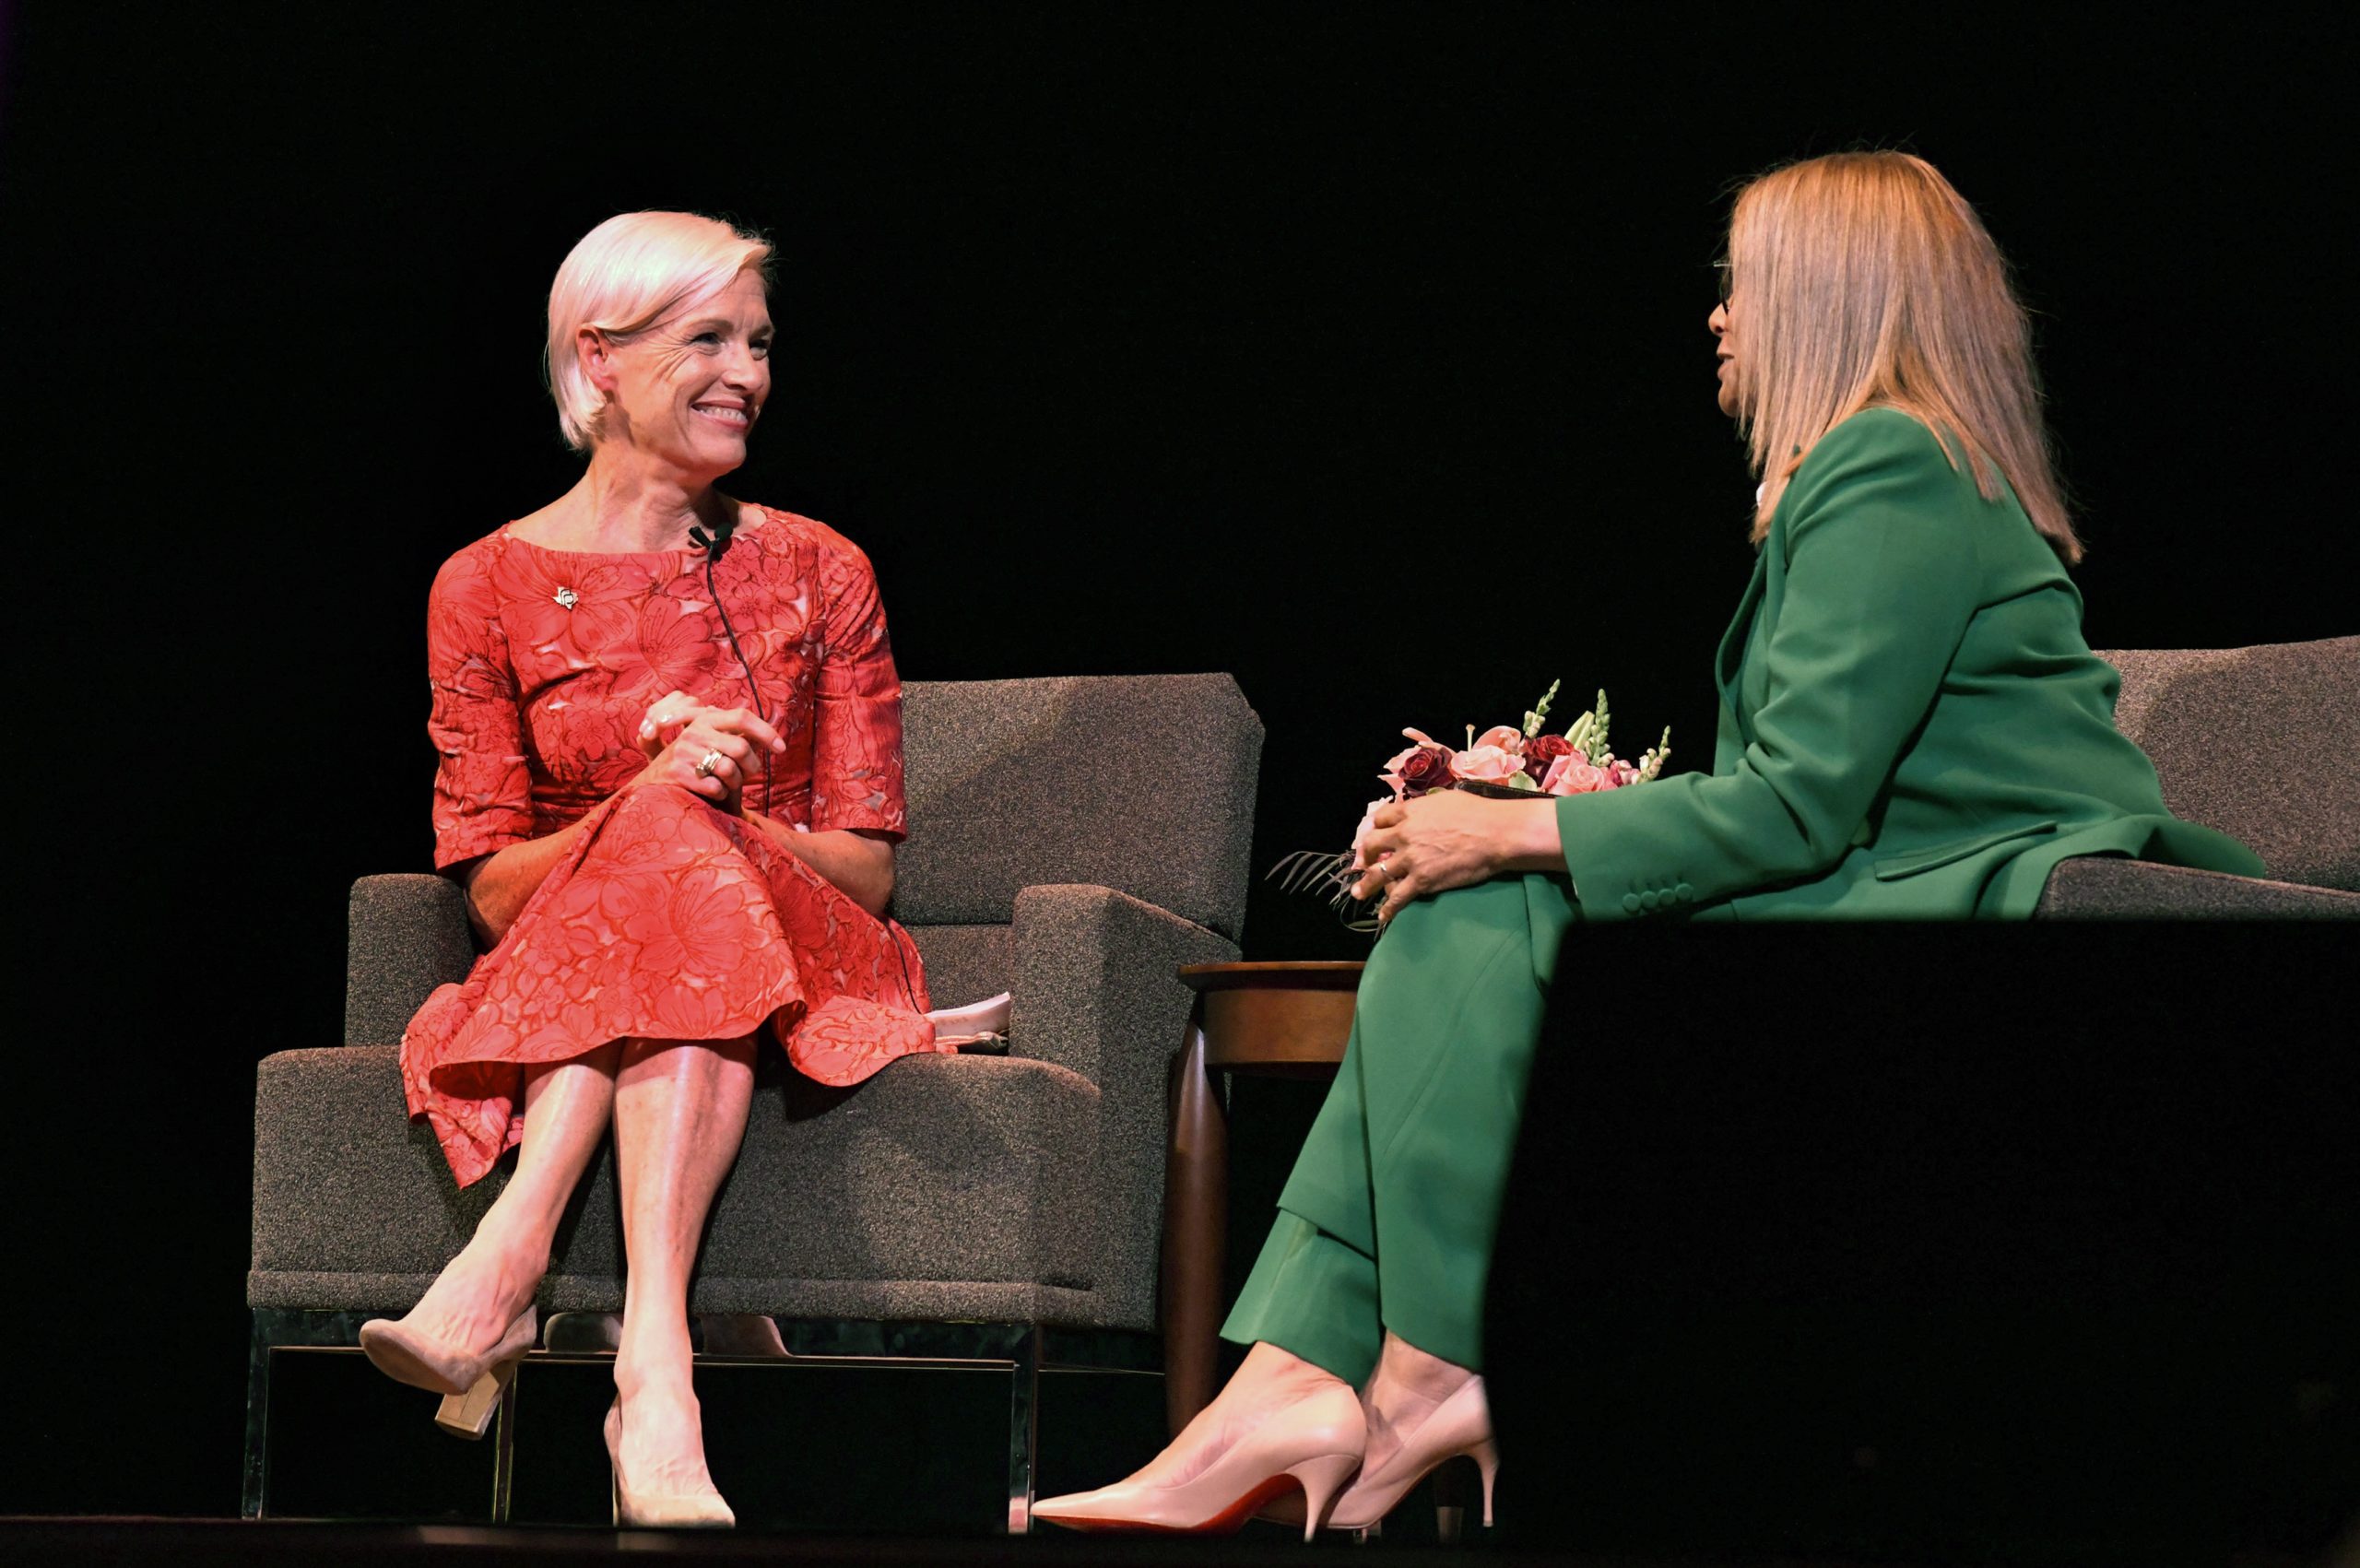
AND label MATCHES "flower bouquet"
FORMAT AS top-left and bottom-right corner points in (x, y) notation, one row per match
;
(1272, 681), (1670, 932)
